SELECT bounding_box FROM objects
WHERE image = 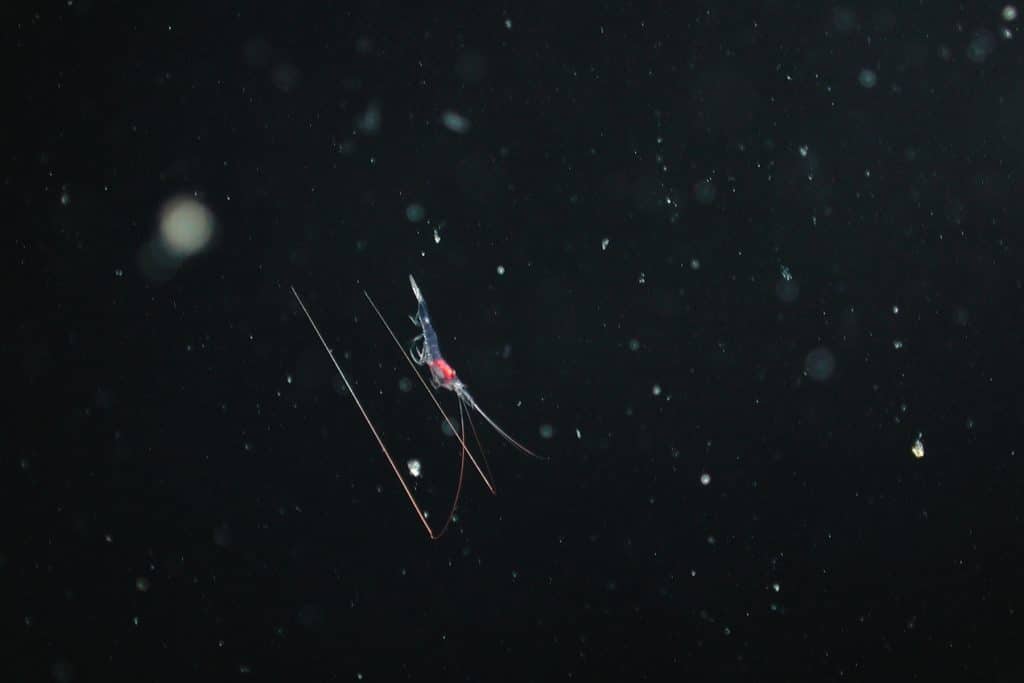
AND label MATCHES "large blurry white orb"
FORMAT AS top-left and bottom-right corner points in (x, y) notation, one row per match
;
(158, 197), (215, 258)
